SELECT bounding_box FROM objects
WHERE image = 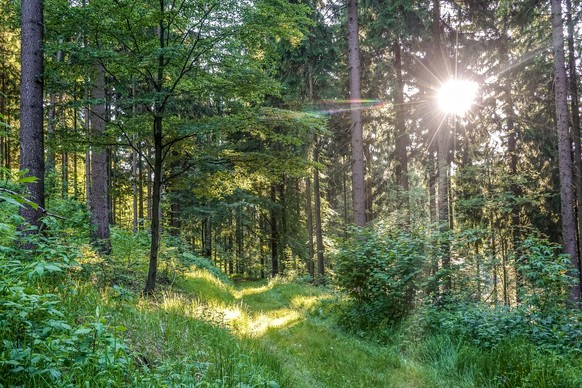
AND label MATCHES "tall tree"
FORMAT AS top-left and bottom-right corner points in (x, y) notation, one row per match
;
(550, 0), (580, 305)
(89, 62), (111, 254)
(565, 0), (582, 288)
(348, 0), (366, 227)
(313, 137), (325, 277)
(19, 0), (45, 230)
(432, 0), (451, 293)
